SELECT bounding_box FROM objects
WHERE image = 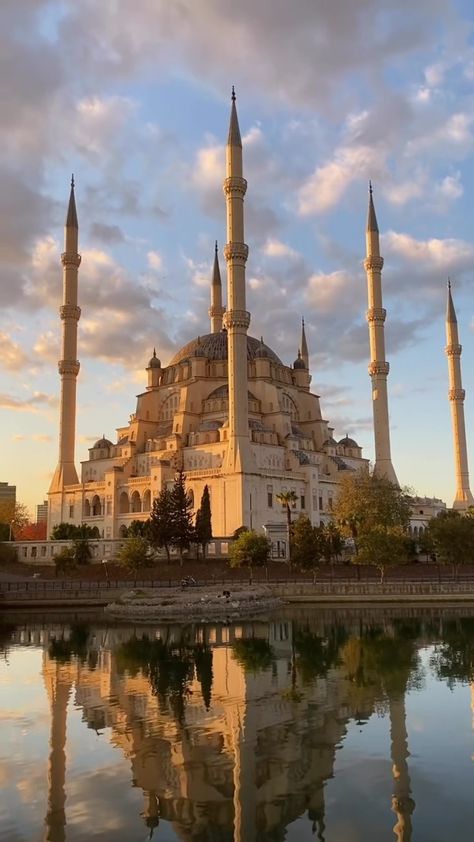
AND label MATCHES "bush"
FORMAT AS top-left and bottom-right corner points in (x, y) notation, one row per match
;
(0, 542), (18, 565)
